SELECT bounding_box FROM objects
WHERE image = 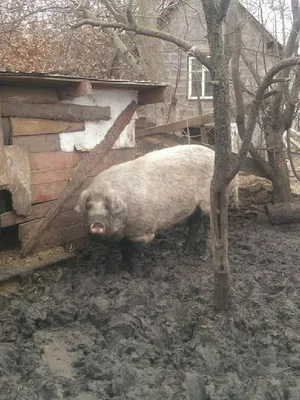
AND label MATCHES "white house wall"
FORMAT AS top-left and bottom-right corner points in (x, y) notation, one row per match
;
(59, 89), (138, 152)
